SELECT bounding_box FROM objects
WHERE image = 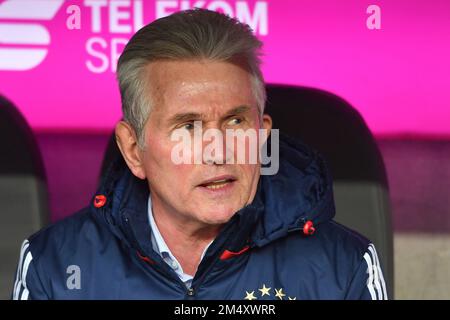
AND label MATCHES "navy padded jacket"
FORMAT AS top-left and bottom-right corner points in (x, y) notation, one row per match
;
(12, 134), (388, 300)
